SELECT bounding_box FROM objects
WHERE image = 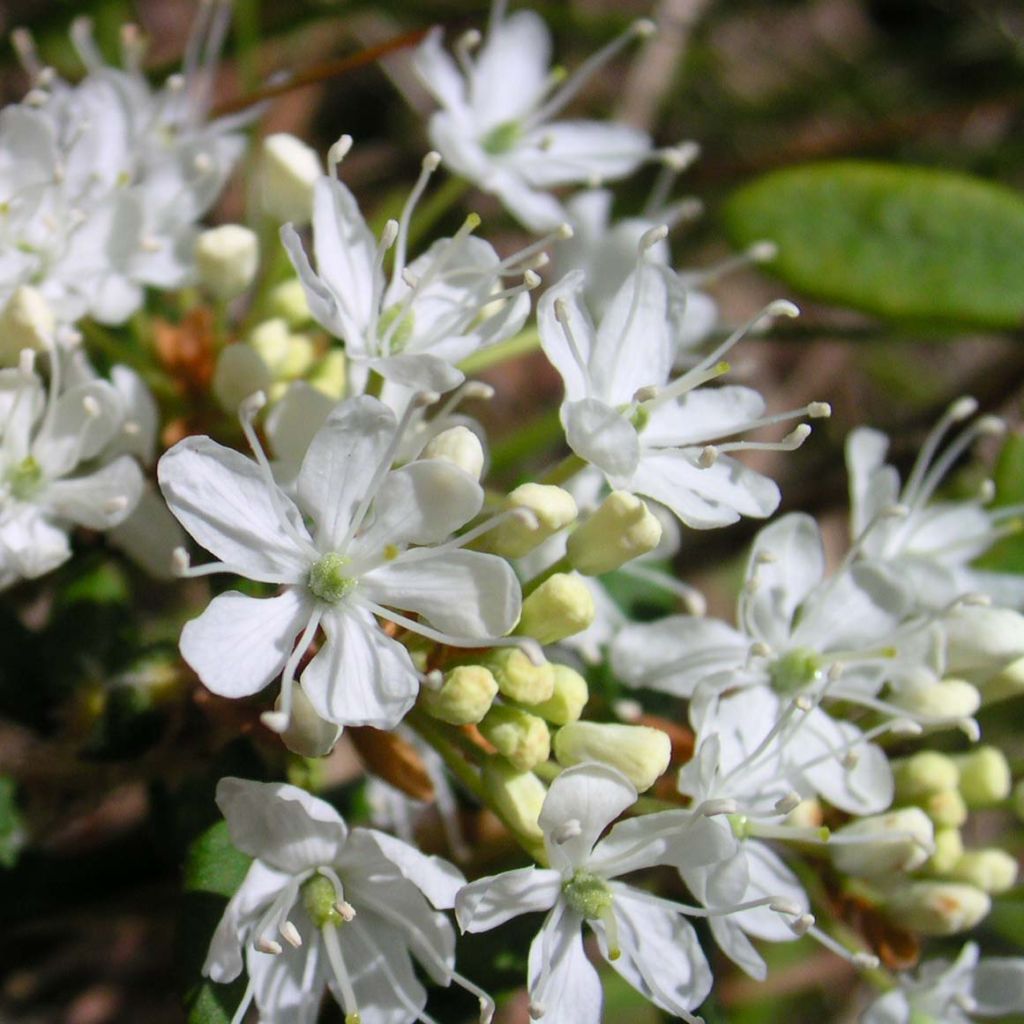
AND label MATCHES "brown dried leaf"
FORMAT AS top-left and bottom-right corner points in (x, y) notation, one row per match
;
(348, 726), (434, 801)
